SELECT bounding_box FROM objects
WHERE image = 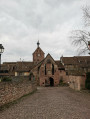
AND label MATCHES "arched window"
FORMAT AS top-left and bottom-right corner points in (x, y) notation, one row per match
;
(52, 64), (54, 75)
(45, 64), (46, 75)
